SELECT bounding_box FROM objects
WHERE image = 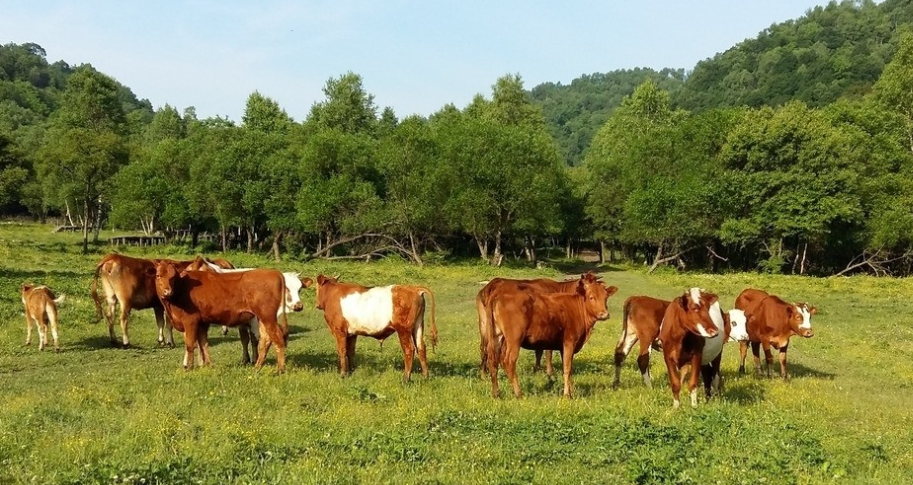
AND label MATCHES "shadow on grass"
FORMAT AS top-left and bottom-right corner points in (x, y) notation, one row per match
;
(723, 374), (768, 405)
(1, 269), (89, 281)
(548, 260), (626, 275)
